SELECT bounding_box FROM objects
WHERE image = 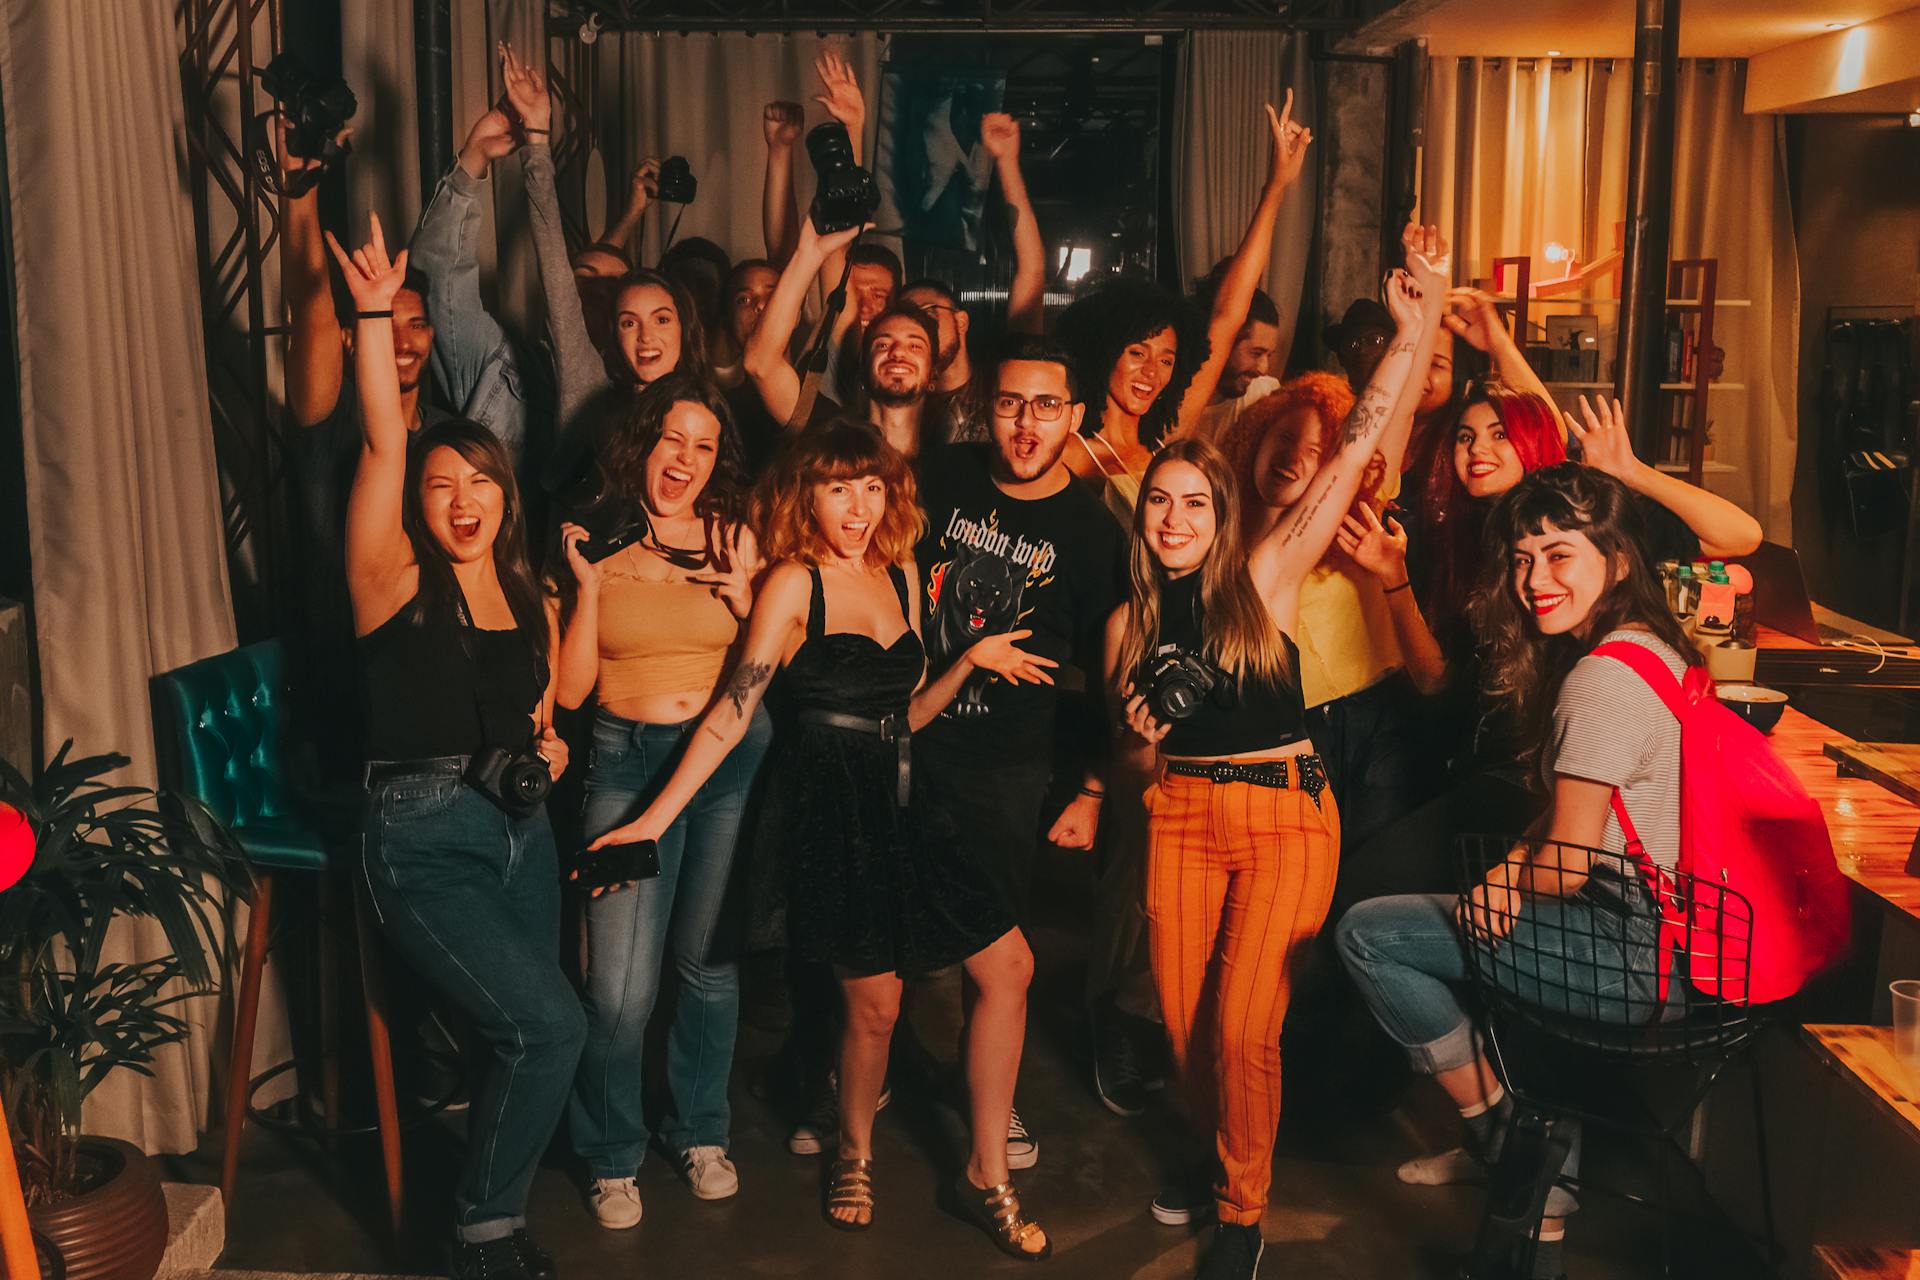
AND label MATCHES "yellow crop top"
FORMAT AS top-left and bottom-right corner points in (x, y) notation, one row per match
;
(596, 573), (740, 703)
